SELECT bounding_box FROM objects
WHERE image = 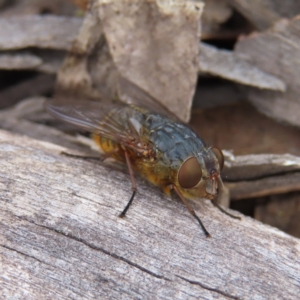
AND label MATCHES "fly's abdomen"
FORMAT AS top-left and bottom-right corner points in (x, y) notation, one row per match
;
(92, 134), (119, 156)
